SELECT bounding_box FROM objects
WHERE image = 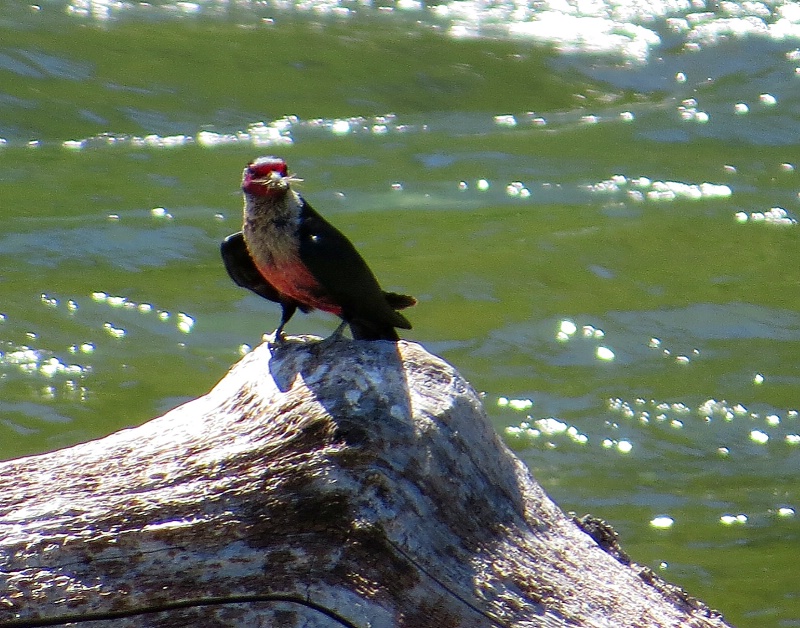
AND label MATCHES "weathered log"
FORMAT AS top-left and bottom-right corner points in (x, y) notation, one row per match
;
(0, 338), (731, 628)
